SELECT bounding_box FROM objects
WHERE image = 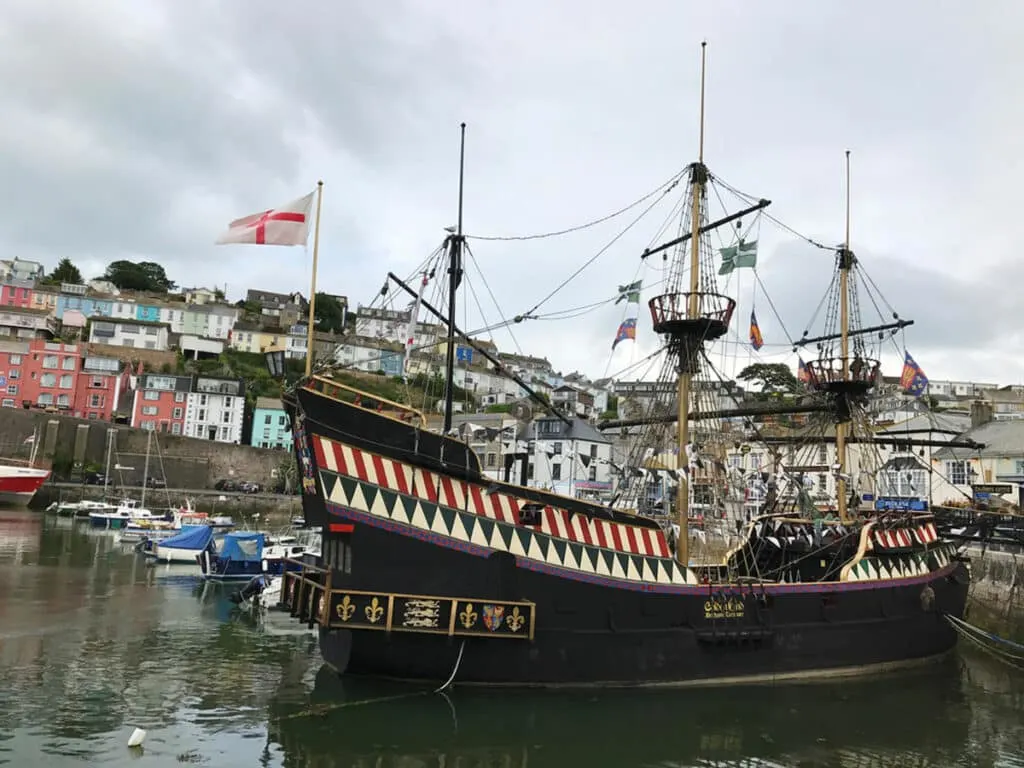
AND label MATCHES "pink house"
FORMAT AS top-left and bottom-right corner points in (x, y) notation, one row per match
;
(1, 280), (33, 309)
